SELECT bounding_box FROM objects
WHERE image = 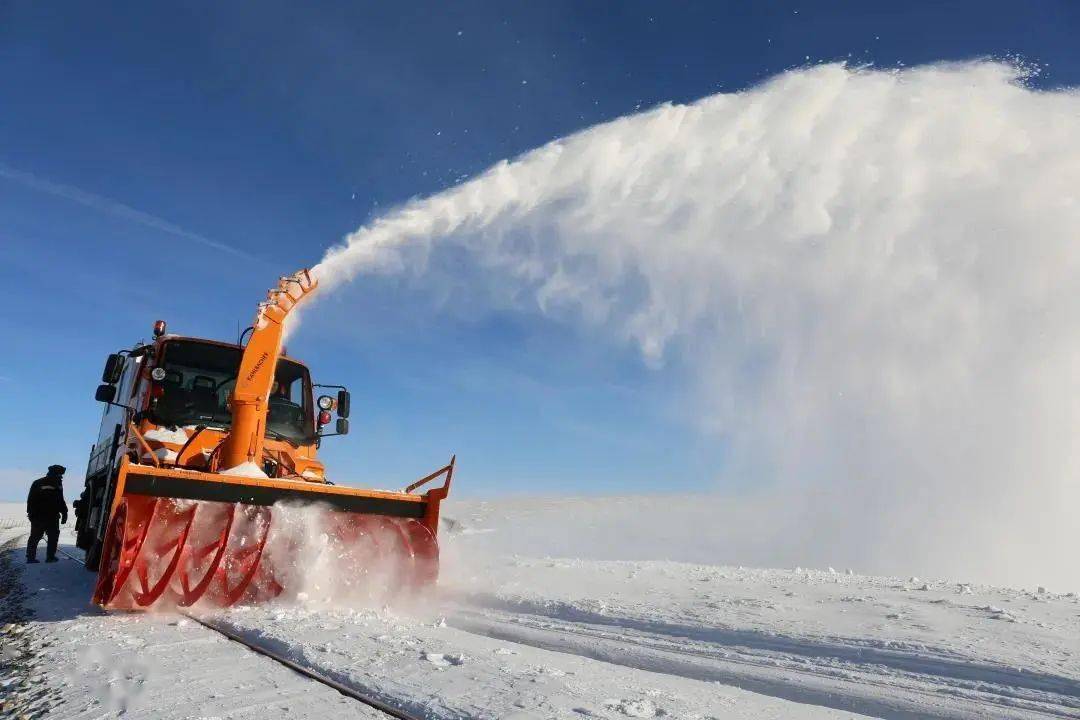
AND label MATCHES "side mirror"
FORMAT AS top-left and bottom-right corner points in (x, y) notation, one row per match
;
(337, 390), (350, 419)
(102, 354), (124, 384)
(336, 418), (349, 435)
(95, 384), (117, 403)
